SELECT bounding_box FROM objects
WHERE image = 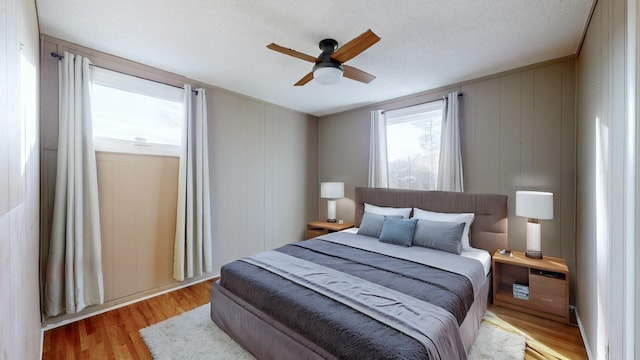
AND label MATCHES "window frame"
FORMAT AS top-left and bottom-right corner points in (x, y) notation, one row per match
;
(384, 100), (444, 191)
